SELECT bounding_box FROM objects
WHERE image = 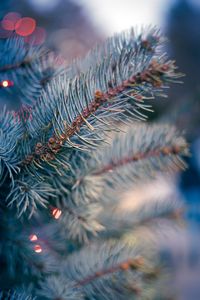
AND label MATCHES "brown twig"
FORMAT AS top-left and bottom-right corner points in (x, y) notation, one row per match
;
(75, 256), (144, 287)
(93, 144), (186, 176)
(22, 60), (175, 166)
